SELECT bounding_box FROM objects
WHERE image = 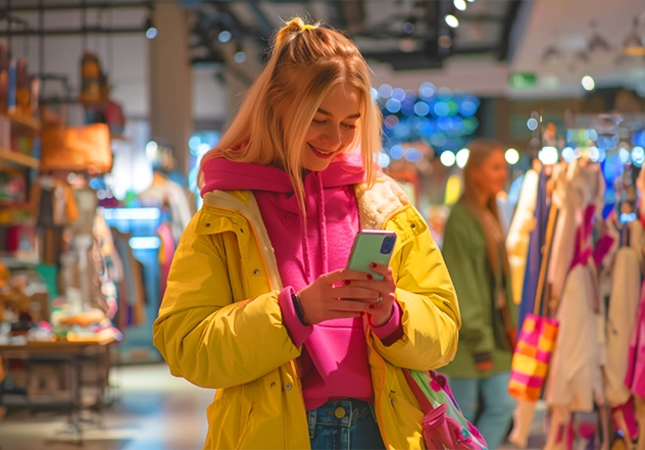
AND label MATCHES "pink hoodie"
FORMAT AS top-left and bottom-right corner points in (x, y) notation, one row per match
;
(201, 156), (402, 410)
